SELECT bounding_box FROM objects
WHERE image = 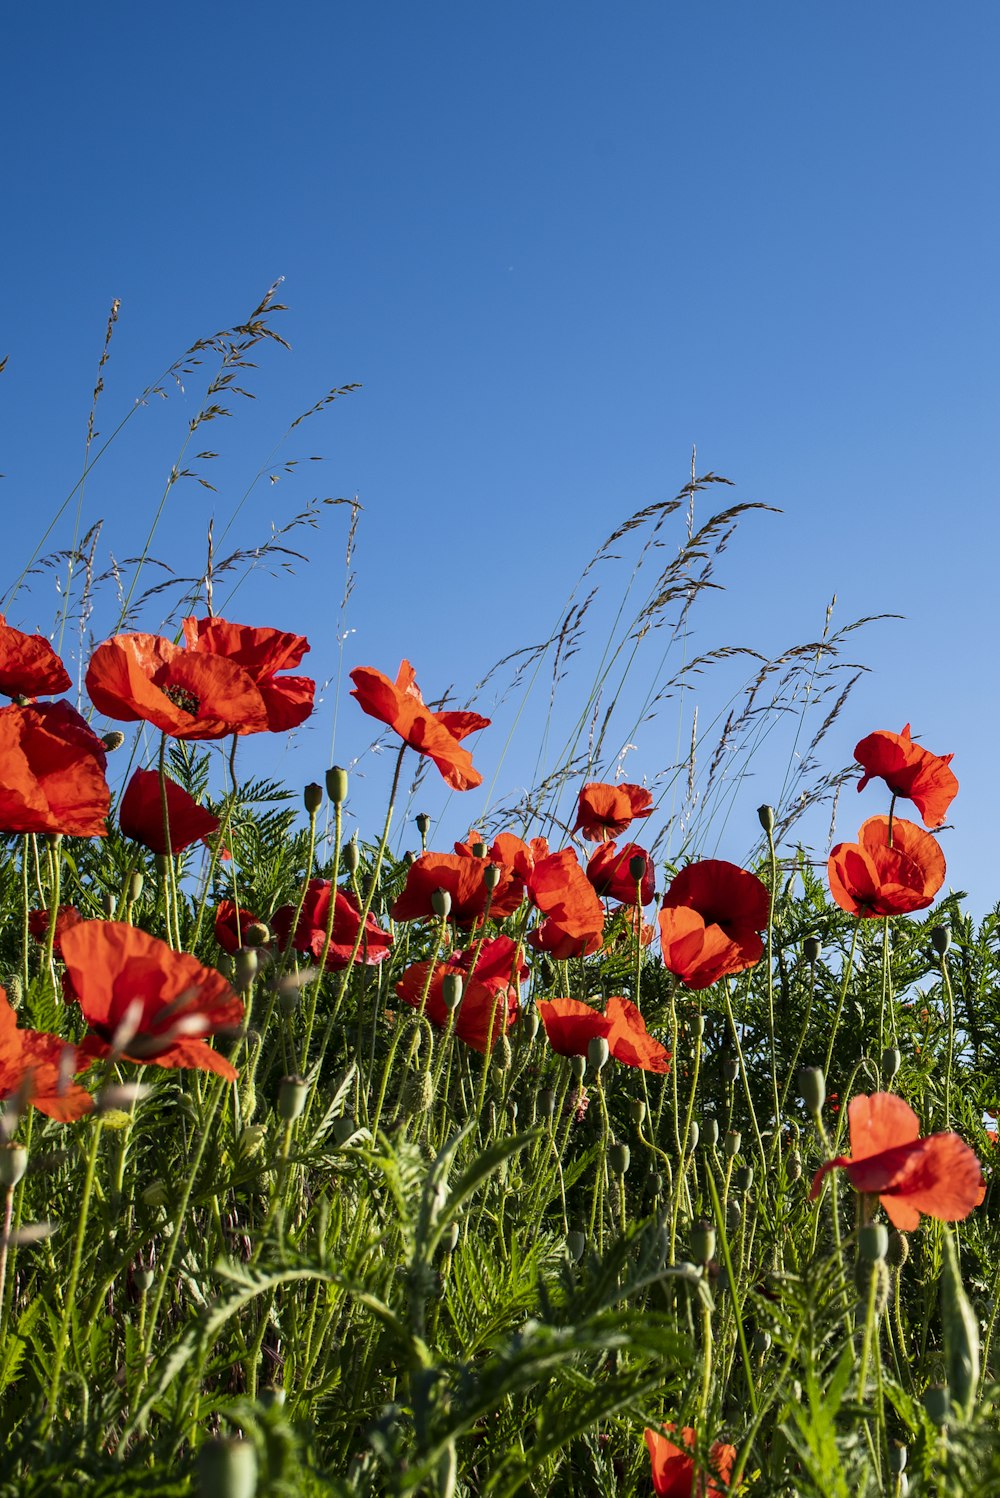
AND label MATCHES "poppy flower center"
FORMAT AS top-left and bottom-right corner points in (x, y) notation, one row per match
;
(164, 684), (201, 715)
